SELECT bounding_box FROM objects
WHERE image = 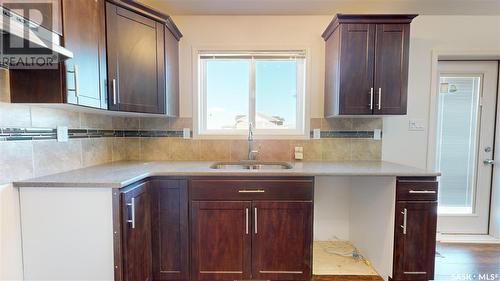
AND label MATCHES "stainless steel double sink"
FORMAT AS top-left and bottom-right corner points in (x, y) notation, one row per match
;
(209, 161), (293, 170)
